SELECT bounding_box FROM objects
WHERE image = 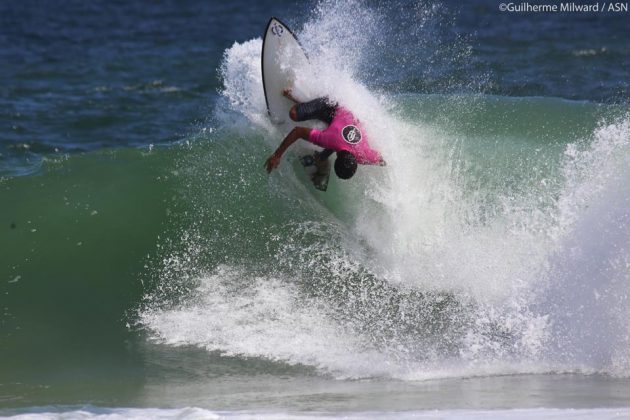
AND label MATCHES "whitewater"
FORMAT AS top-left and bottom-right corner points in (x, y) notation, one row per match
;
(139, 1), (630, 383)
